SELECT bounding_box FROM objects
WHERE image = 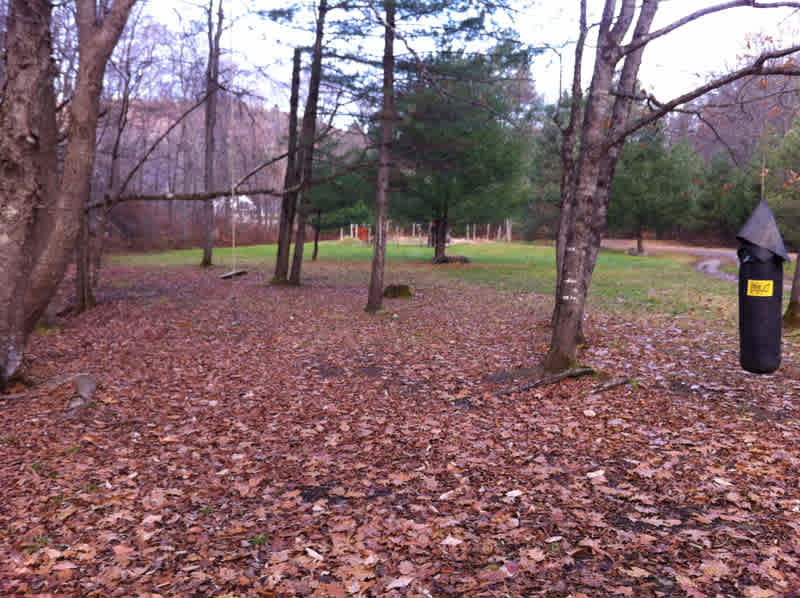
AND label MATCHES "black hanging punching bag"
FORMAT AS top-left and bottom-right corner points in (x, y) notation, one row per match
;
(736, 200), (790, 374)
